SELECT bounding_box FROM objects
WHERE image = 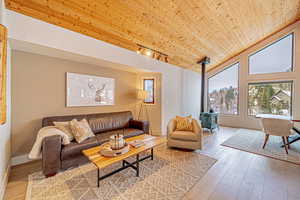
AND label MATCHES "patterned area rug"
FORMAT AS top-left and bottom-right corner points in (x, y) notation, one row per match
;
(222, 129), (300, 164)
(26, 145), (217, 200)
